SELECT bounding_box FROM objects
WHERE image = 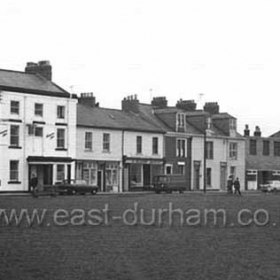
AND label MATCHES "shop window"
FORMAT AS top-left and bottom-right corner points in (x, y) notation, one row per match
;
(56, 165), (65, 181)
(130, 164), (142, 186)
